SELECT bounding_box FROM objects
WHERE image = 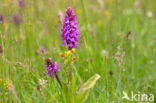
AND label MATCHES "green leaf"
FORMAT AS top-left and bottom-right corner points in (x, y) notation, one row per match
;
(77, 74), (101, 93)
